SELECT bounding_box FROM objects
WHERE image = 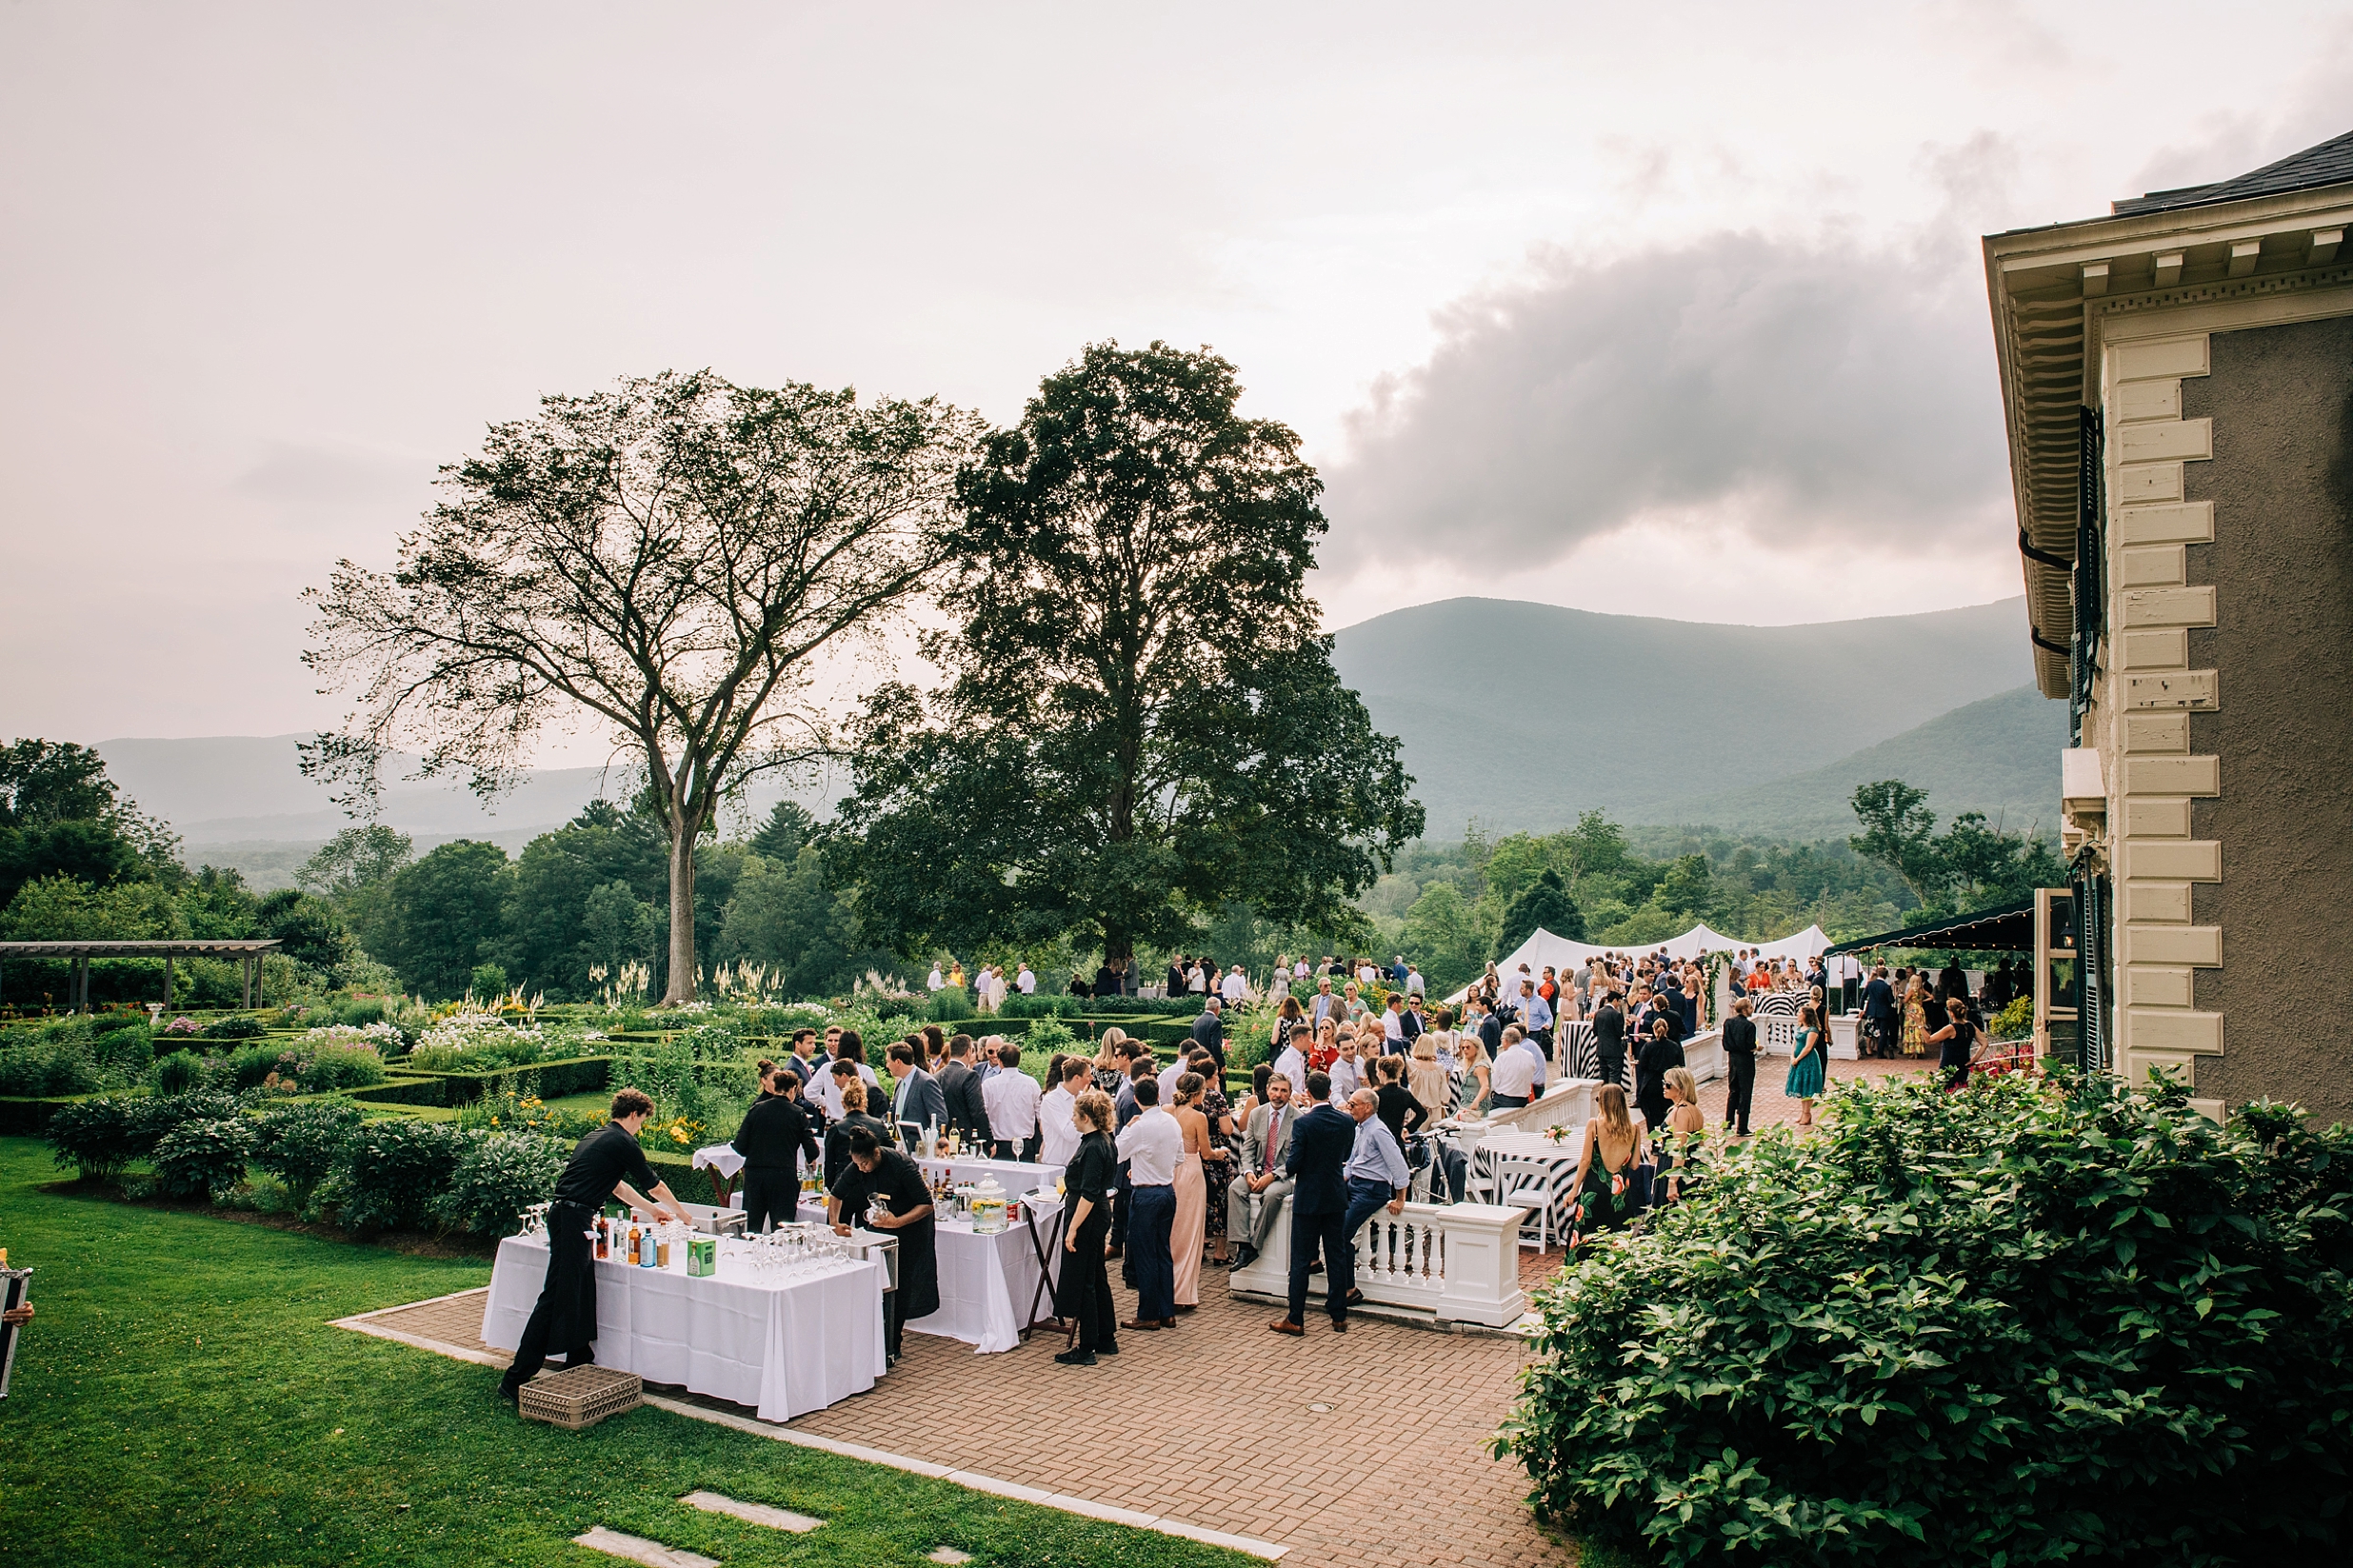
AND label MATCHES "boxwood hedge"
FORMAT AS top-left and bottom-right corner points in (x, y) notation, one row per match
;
(1499, 1070), (2353, 1566)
